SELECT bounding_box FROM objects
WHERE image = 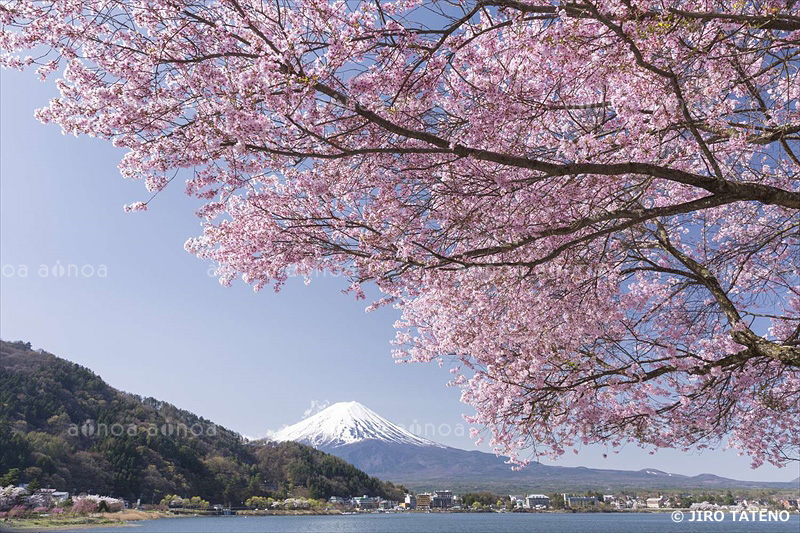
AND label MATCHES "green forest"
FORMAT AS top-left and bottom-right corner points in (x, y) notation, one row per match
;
(0, 340), (405, 505)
